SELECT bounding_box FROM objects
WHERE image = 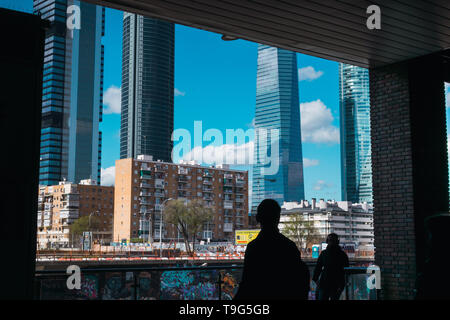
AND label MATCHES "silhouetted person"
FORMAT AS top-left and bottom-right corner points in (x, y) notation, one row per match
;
(234, 199), (310, 300)
(416, 213), (450, 299)
(312, 233), (349, 300)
